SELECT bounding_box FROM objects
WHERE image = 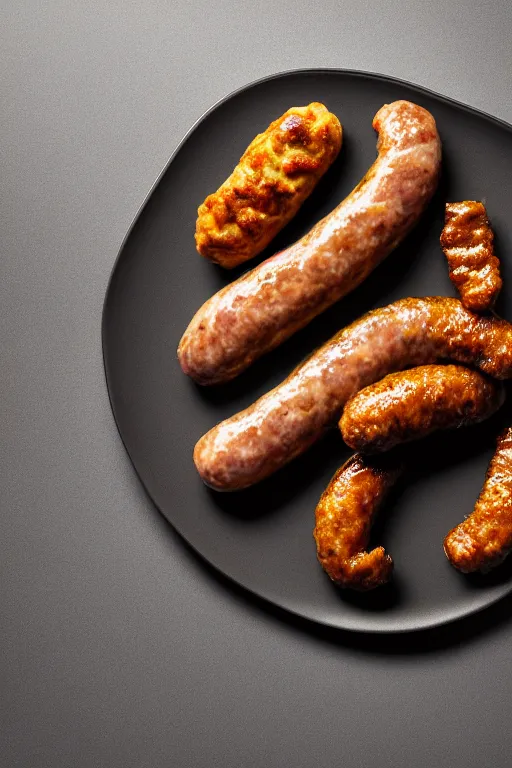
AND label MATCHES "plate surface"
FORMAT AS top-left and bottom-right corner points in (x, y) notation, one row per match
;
(102, 69), (512, 632)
